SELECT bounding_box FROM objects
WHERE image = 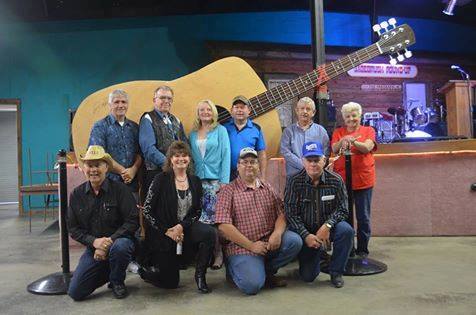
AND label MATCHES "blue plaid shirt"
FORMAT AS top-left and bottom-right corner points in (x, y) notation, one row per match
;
(89, 114), (140, 190)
